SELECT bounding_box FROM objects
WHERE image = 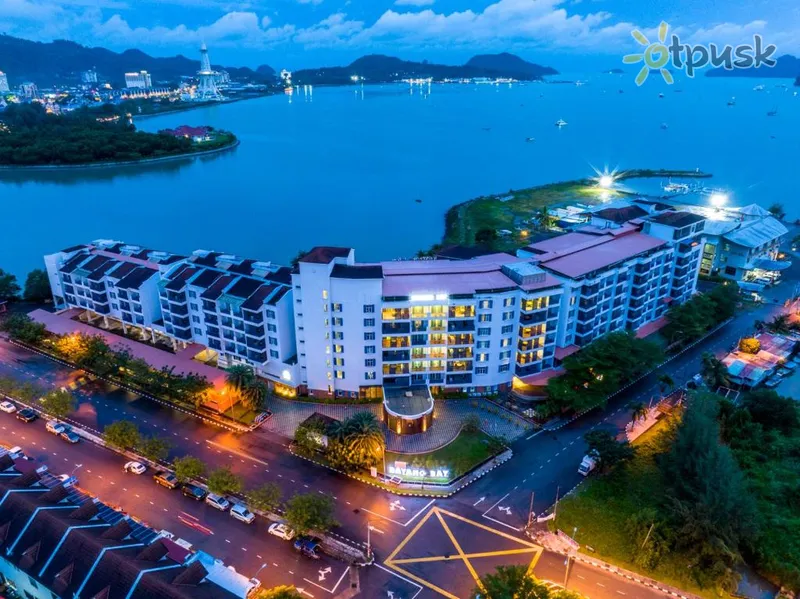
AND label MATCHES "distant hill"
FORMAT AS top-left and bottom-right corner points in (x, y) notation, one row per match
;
(293, 53), (558, 85)
(464, 53), (558, 78)
(0, 34), (276, 86)
(706, 54), (800, 78)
